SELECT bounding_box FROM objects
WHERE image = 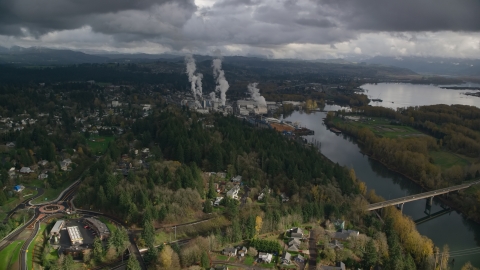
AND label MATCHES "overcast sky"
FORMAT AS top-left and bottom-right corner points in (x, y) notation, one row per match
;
(0, 0), (479, 59)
